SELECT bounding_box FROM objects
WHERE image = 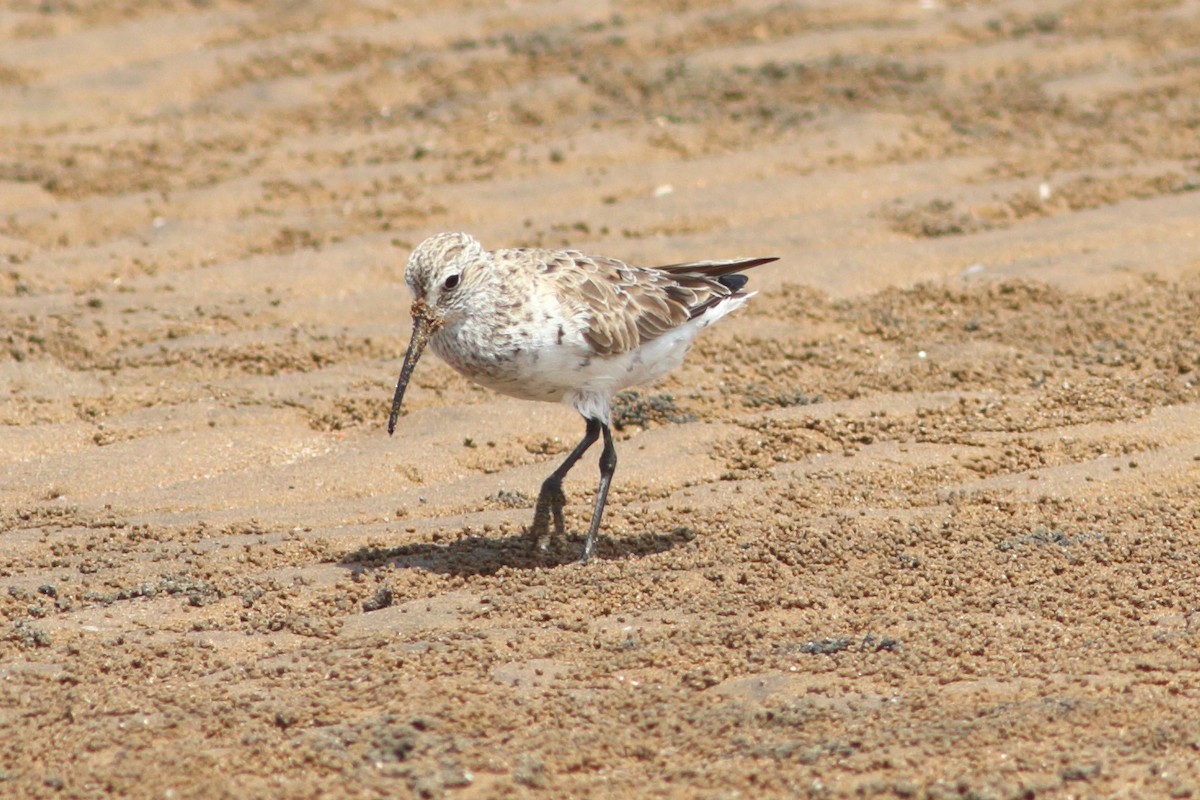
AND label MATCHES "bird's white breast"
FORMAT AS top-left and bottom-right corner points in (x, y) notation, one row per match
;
(430, 291), (750, 424)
